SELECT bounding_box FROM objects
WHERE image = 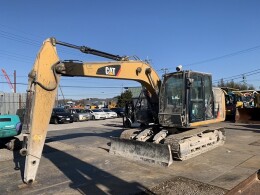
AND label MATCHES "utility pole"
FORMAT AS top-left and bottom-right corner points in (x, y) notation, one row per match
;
(242, 74), (247, 85)
(59, 85), (66, 106)
(14, 70), (16, 93)
(161, 68), (168, 75)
